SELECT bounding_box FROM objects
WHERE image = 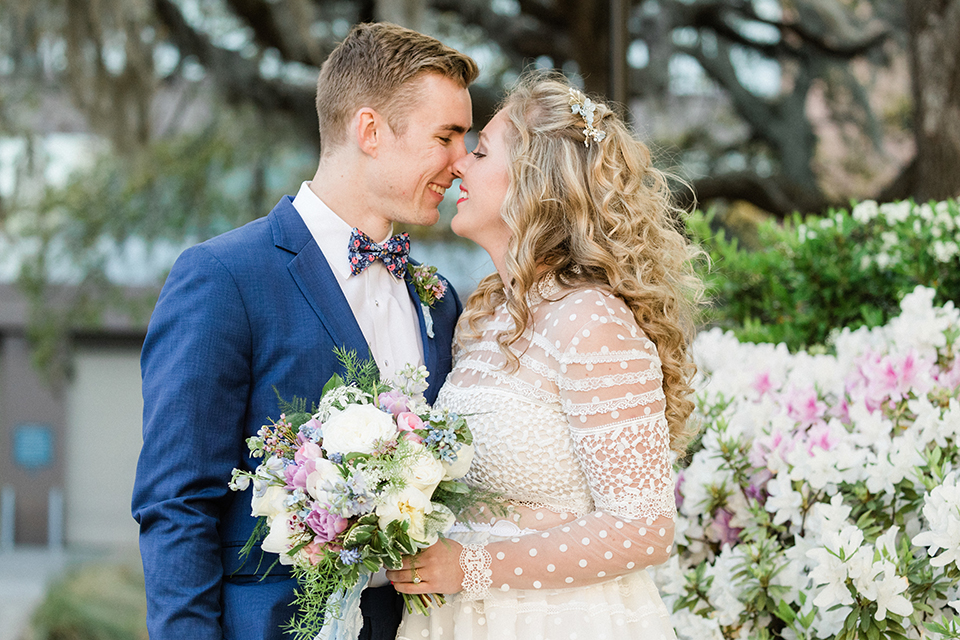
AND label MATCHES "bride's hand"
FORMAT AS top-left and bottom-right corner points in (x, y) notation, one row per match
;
(387, 539), (465, 595)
